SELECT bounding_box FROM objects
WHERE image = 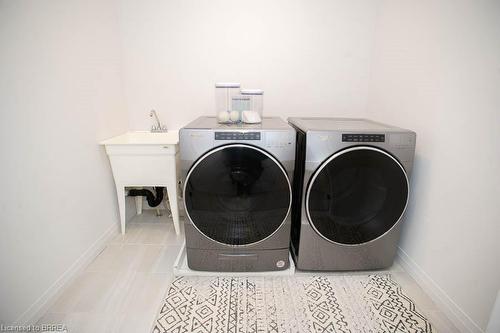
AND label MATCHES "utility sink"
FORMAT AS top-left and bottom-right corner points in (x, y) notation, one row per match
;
(99, 130), (181, 235)
(99, 130), (179, 145)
